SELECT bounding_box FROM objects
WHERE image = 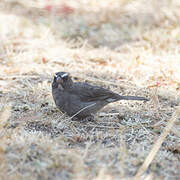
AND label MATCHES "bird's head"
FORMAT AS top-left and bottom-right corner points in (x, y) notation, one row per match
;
(52, 72), (73, 89)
